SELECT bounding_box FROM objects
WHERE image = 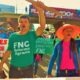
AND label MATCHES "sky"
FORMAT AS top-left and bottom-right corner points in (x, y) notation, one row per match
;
(0, 0), (80, 13)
